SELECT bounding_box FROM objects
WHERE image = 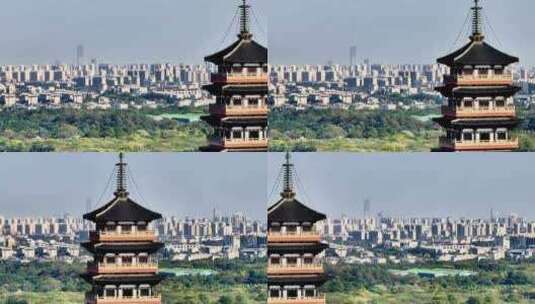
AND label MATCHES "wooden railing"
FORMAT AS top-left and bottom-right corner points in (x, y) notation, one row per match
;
(455, 73), (513, 86)
(211, 138), (268, 149)
(211, 73), (268, 84)
(87, 295), (161, 304)
(267, 263), (324, 275)
(209, 104), (268, 116)
(268, 232), (321, 243)
(441, 105), (516, 118)
(88, 262), (158, 274)
(91, 230), (157, 242)
(439, 136), (519, 151)
(267, 295), (326, 304)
